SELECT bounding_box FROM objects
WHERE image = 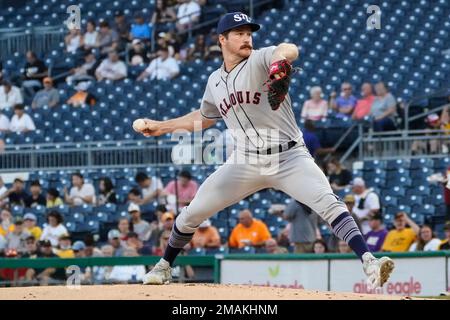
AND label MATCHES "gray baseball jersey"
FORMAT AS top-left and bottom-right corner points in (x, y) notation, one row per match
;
(200, 46), (303, 152)
(173, 45), (347, 237)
